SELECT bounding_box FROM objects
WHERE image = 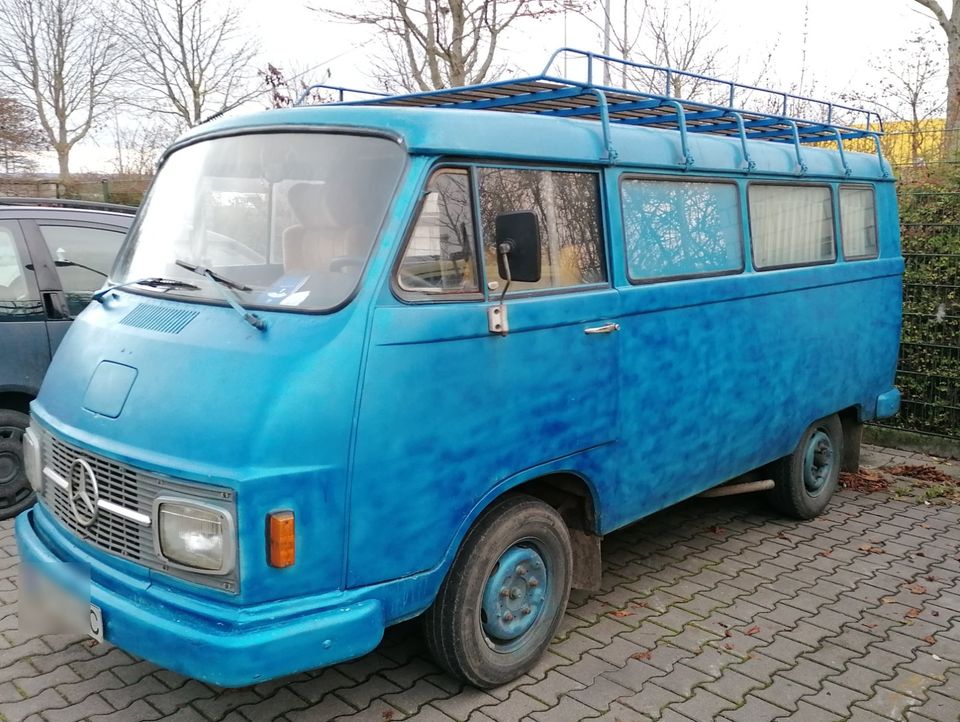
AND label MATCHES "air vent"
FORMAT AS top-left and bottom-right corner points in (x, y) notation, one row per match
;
(120, 303), (199, 334)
